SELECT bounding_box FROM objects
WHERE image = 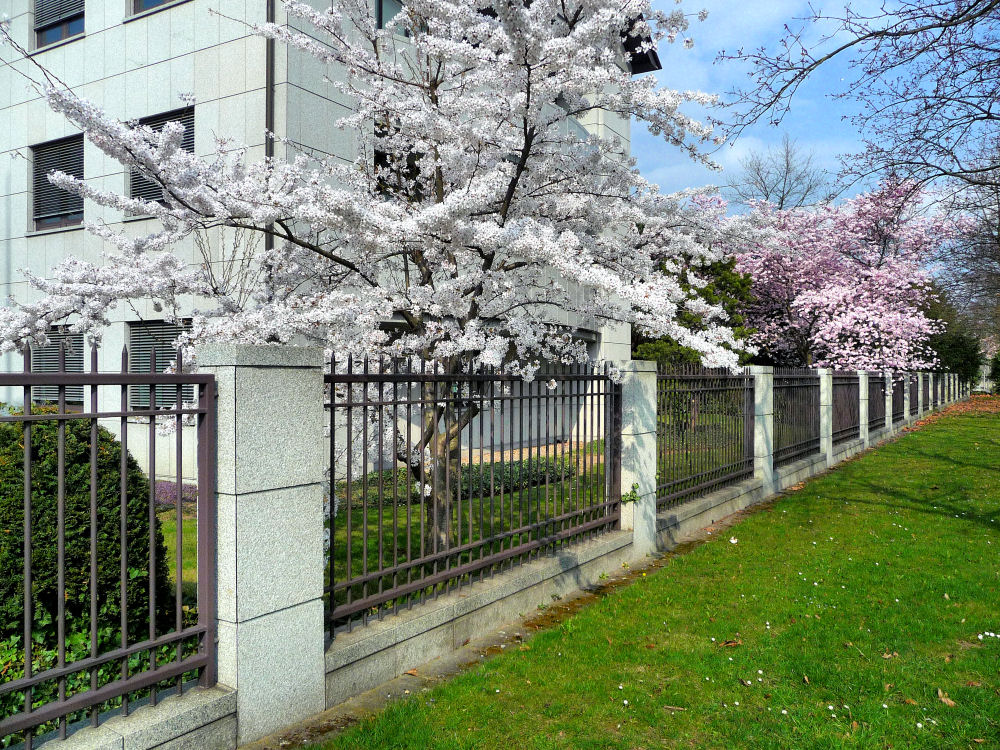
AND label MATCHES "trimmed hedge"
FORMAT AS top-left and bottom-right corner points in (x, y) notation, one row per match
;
(333, 455), (579, 507)
(0, 413), (173, 645)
